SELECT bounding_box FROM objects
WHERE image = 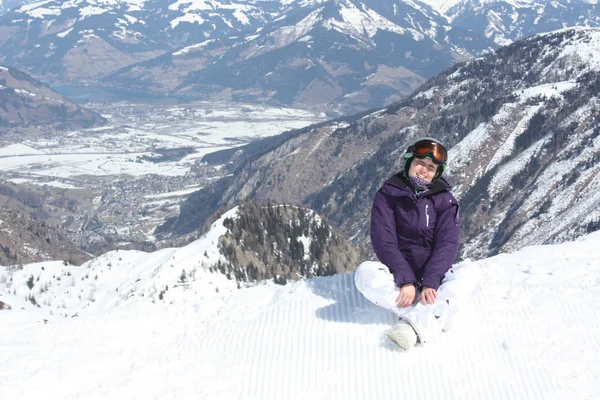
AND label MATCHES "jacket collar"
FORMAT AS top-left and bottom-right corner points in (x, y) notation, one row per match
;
(384, 172), (451, 197)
